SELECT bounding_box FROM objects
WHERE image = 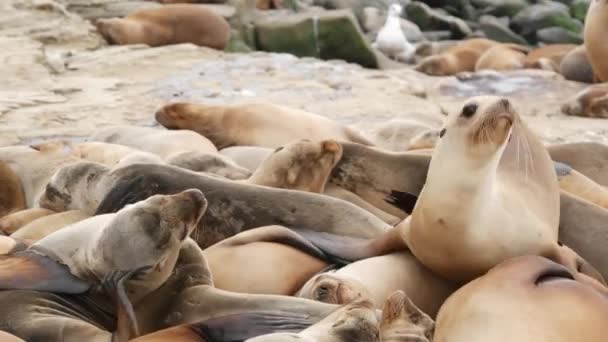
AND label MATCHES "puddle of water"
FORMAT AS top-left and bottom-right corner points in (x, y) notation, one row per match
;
(439, 72), (556, 98)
